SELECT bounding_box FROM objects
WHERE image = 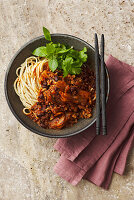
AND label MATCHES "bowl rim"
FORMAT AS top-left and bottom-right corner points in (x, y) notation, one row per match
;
(4, 33), (110, 138)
